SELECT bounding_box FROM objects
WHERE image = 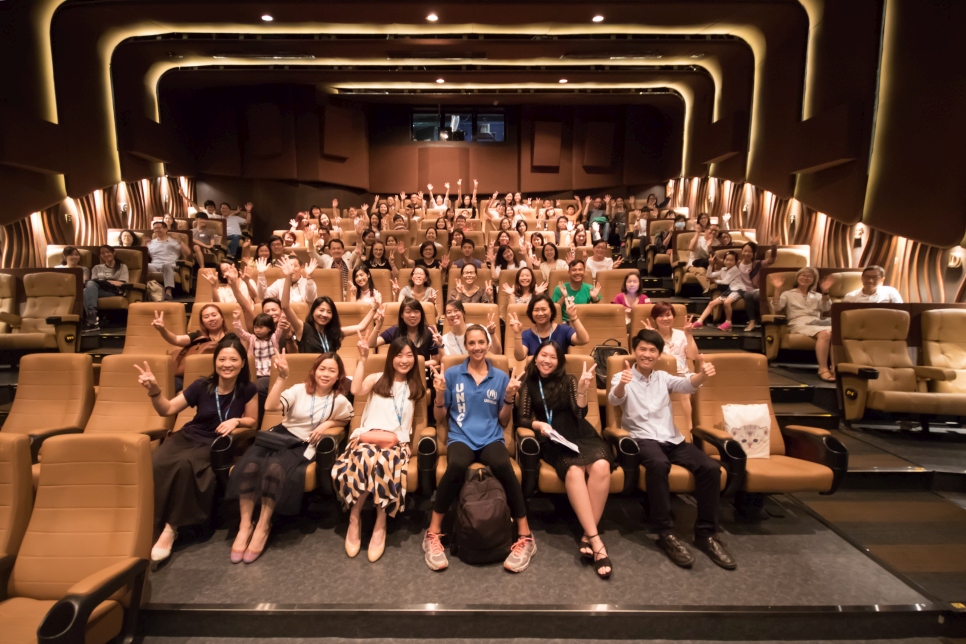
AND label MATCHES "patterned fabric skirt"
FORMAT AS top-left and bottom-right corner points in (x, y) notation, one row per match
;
(332, 439), (412, 517)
